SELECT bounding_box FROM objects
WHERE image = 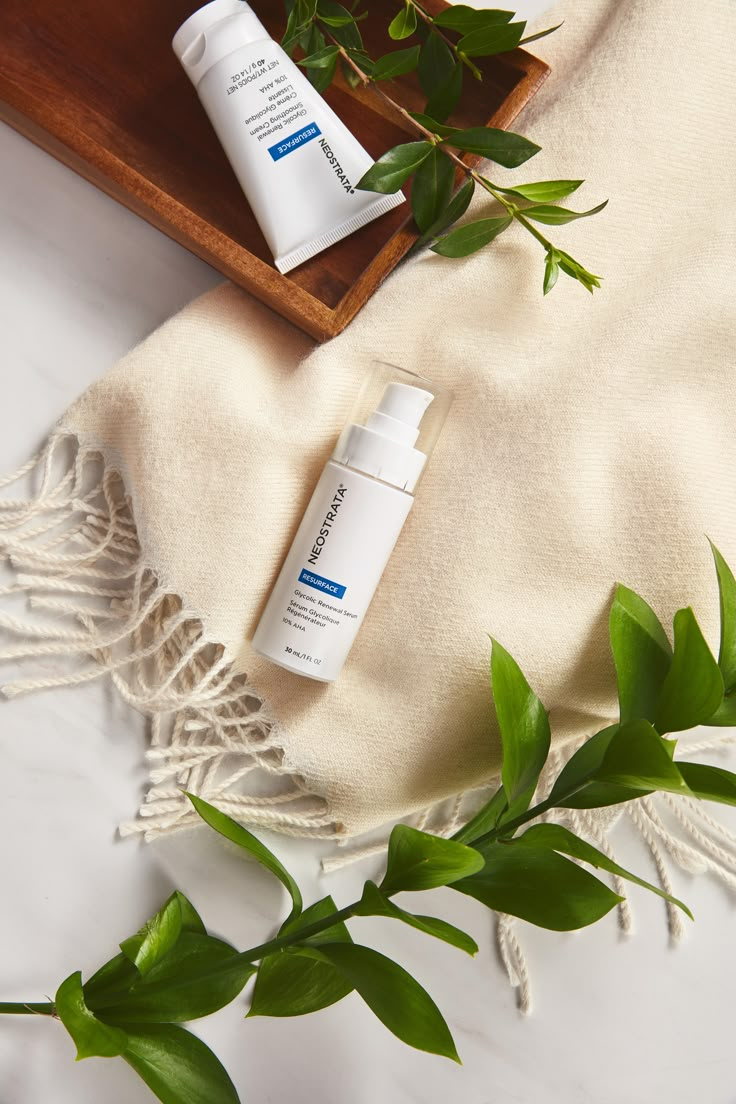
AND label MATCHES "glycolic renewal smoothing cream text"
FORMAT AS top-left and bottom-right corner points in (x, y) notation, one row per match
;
(252, 363), (452, 681)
